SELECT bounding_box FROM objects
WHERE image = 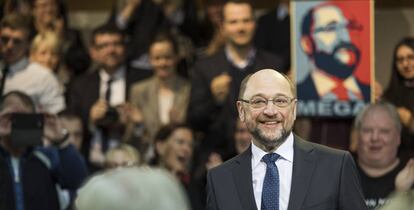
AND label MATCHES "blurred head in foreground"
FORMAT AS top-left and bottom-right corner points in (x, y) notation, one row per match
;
(75, 167), (190, 210)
